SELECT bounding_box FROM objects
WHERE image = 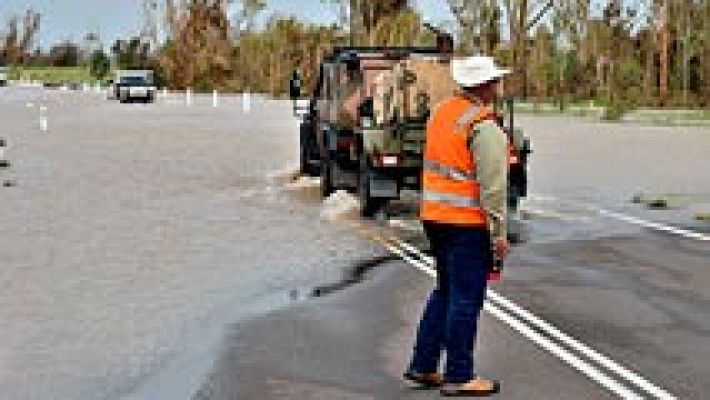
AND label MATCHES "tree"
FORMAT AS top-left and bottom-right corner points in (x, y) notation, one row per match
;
(658, 0), (669, 106)
(1, 9), (40, 65)
(49, 41), (80, 67)
(232, 0), (267, 35)
(448, 0), (501, 55)
(159, 0), (233, 90)
(89, 50), (111, 80)
(111, 37), (151, 70)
